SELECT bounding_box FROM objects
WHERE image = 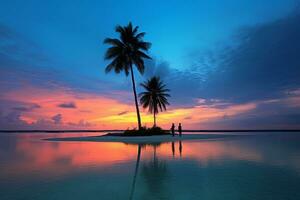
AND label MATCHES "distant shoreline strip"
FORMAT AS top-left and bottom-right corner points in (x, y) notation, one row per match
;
(1, 129), (300, 133)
